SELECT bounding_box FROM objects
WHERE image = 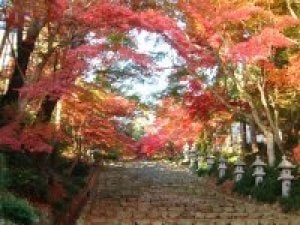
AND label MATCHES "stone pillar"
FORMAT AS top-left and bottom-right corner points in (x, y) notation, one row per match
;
(278, 155), (295, 197)
(197, 155), (204, 169)
(206, 155), (215, 170)
(218, 157), (227, 179)
(189, 143), (198, 170)
(233, 159), (246, 182)
(252, 156), (266, 186)
(182, 143), (190, 165)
